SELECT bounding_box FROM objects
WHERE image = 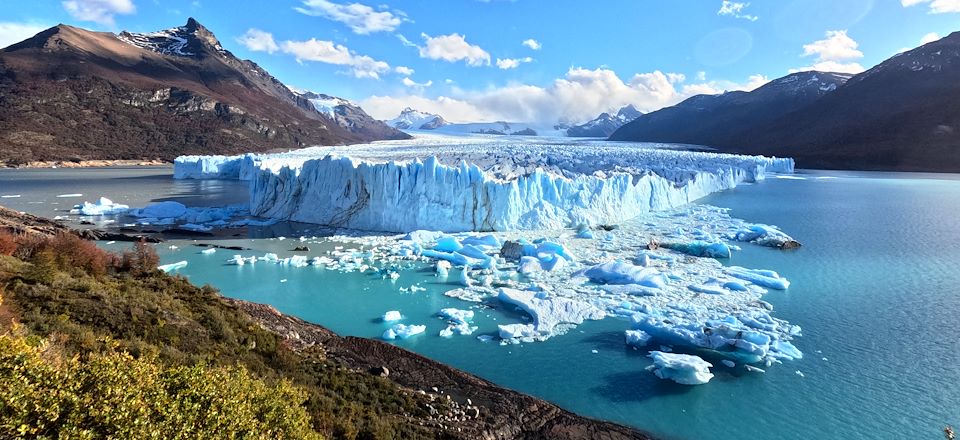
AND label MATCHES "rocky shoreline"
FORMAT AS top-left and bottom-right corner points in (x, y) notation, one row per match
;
(1, 159), (171, 169)
(233, 298), (652, 440)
